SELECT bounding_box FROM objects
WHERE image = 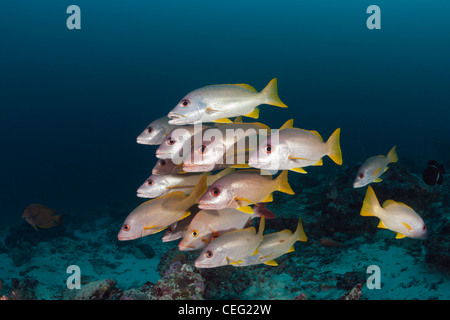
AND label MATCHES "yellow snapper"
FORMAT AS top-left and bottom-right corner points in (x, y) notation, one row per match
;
(167, 78), (287, 125)
(360, 186), (428, 239)
(234, 217), (307, 267)
(353, 146), (398, 188)
(194, 216), (266, 268)
(198, 169), (295, 214)
(248, 119), (342, 174)
(117, 176), (207, 241)
(178, 203), (275, 251)
(136, 116), (177, 145)
(182, 122), (270, 172)
(137, 168), (233, 198)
